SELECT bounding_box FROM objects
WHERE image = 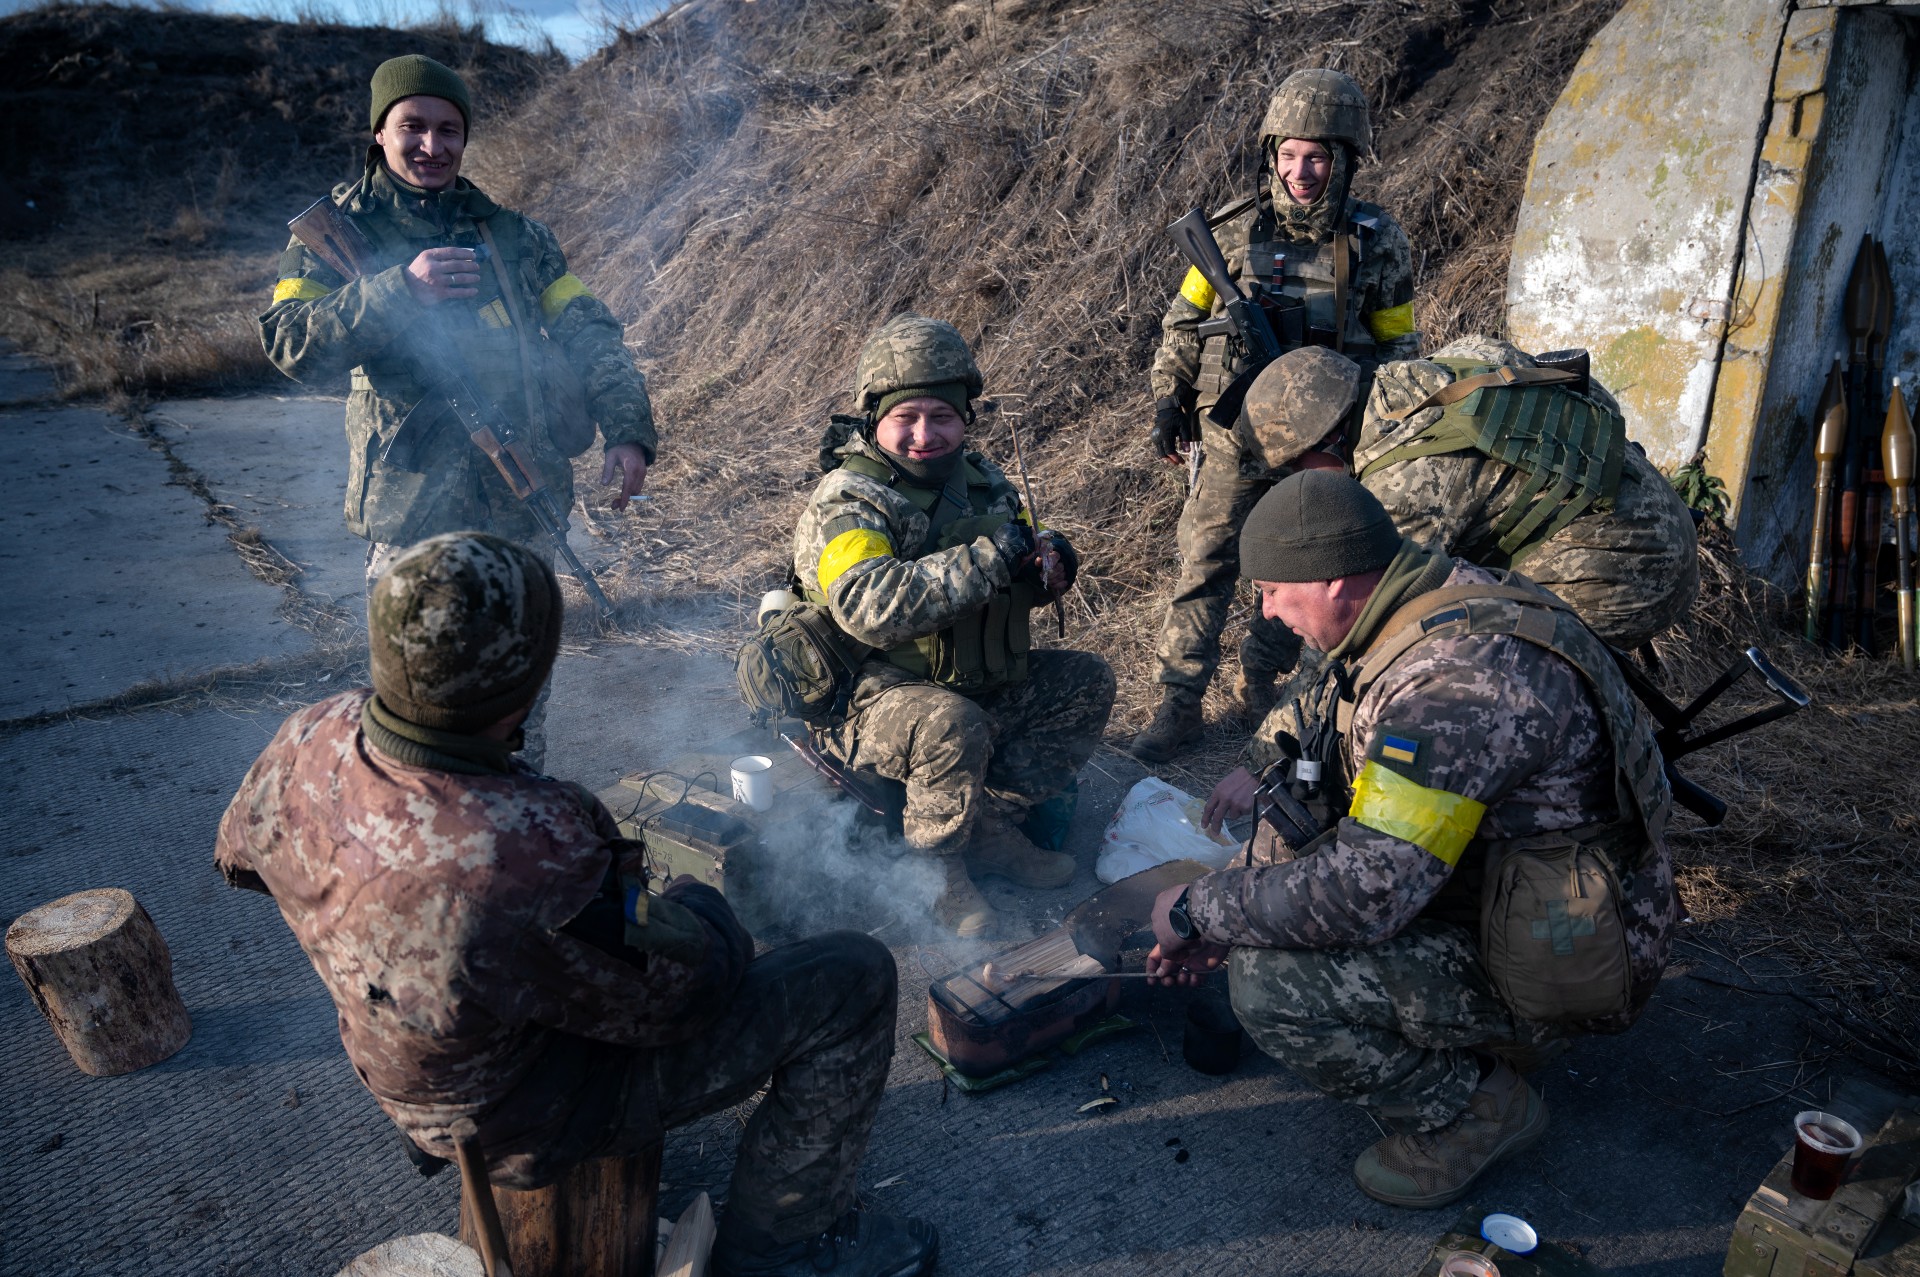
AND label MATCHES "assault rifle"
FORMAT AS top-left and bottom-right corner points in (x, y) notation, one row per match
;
(285, 197), (618, 623)
(1613, 646), (1811, 827)
(779, 729), (891, 819)
(1167, 207), (1283, 431)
